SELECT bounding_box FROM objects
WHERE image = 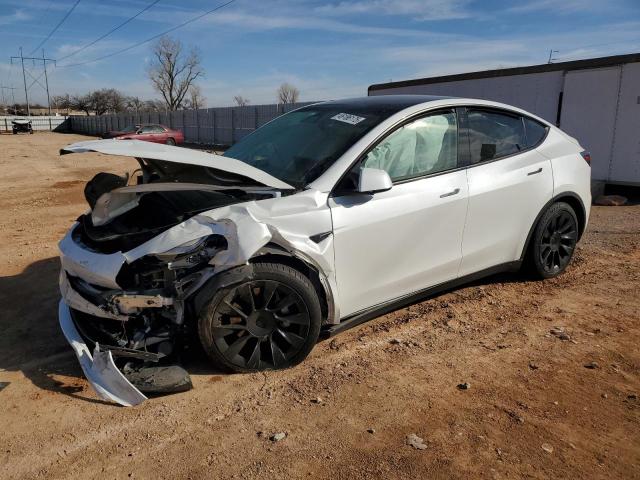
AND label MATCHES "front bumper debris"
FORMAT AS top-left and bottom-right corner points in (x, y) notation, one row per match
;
(58, 300), (147, 407)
